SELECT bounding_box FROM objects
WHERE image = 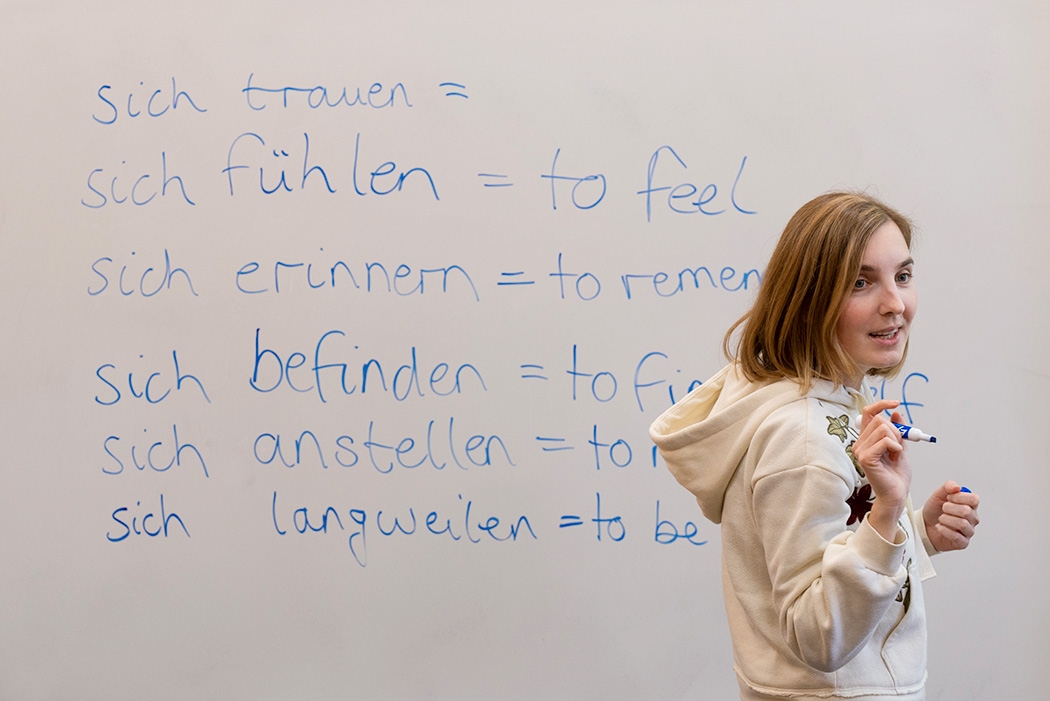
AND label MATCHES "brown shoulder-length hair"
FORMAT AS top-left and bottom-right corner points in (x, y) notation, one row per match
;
(724, 191), (914, 389)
